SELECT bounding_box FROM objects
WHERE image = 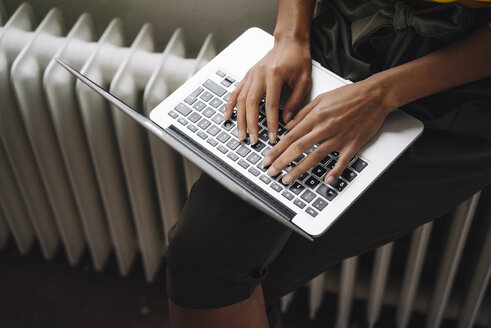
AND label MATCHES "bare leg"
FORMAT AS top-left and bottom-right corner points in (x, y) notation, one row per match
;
(169, 285), (270, 328)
